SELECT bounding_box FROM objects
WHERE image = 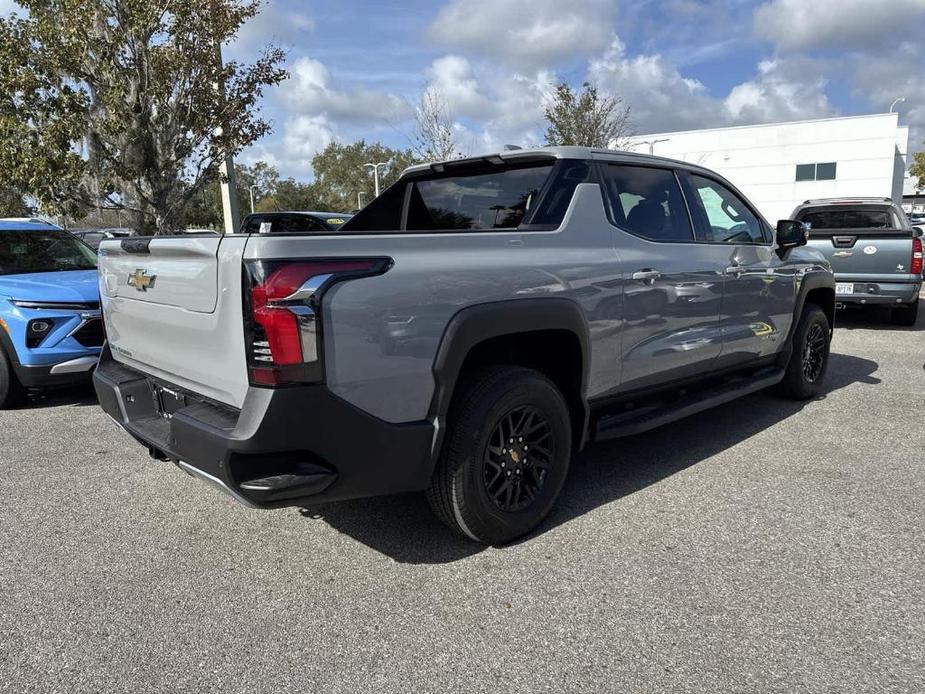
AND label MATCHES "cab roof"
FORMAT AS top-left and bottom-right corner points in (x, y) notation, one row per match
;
(400, 146), (718, 178)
